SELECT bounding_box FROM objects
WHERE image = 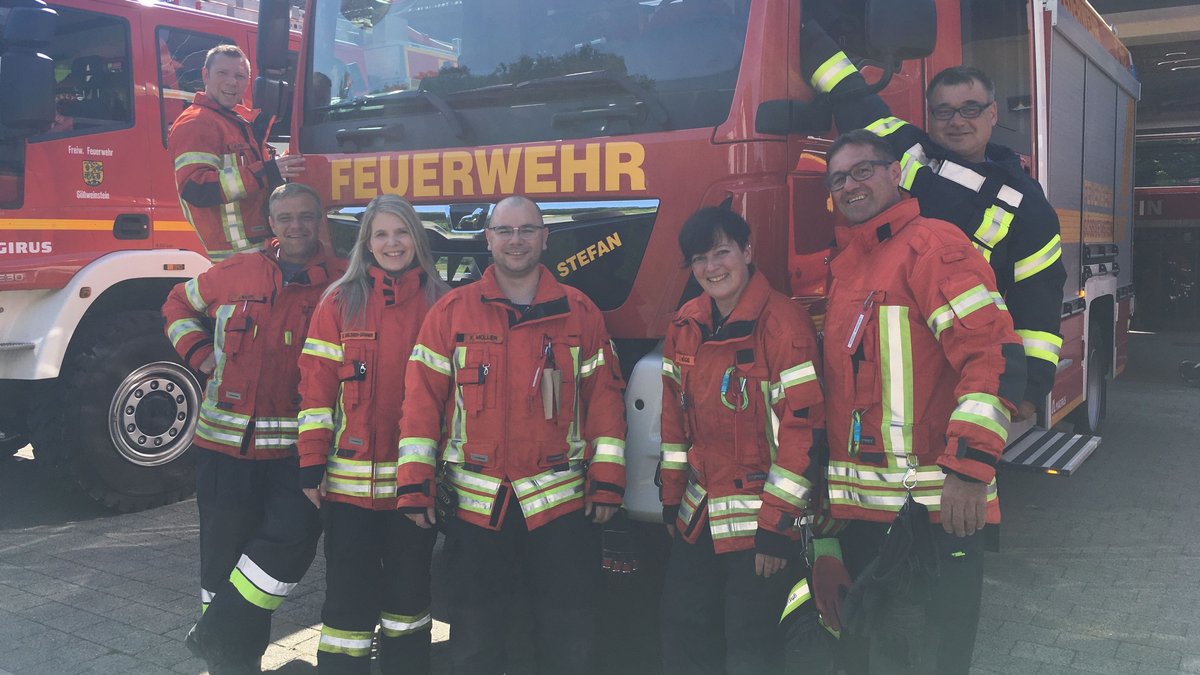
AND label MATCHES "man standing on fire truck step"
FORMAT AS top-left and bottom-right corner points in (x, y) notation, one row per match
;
(396, 195), (628, 675)
(801, 23), (1066, 423)
(169, 44), (305, 261)
(163, 183), (346, 674)
(819, 130), (1025, 673)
